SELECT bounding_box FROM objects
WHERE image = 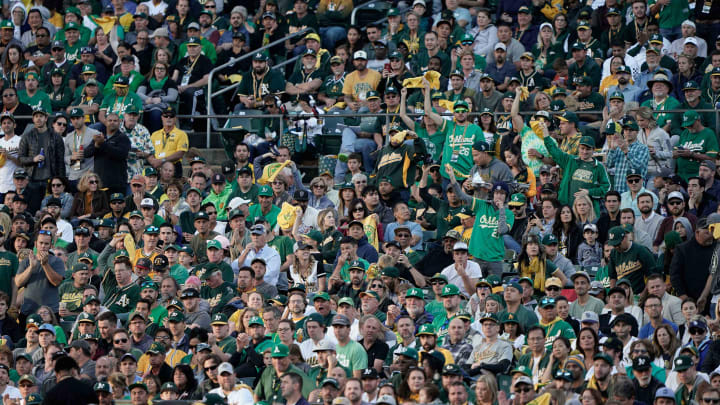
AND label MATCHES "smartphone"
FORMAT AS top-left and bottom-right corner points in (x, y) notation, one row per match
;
(157, 239), (164, 248)
(384, 63), (391, 71)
